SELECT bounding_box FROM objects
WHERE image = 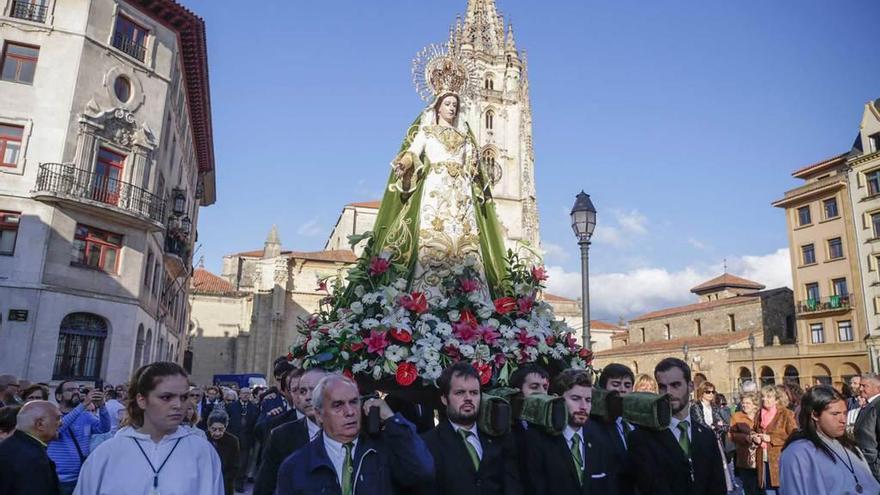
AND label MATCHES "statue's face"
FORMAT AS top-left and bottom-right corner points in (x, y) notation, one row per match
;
(438, 95), (458, 123)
